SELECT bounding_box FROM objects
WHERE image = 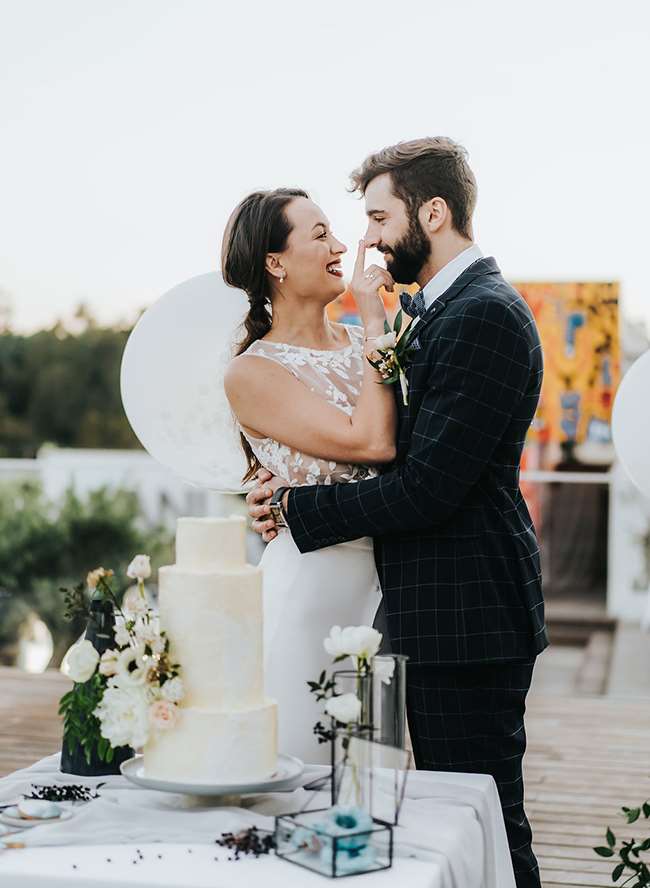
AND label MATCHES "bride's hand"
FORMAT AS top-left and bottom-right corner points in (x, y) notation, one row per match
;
(349, 240), (393, 331)
(247, 468), (281, 542)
